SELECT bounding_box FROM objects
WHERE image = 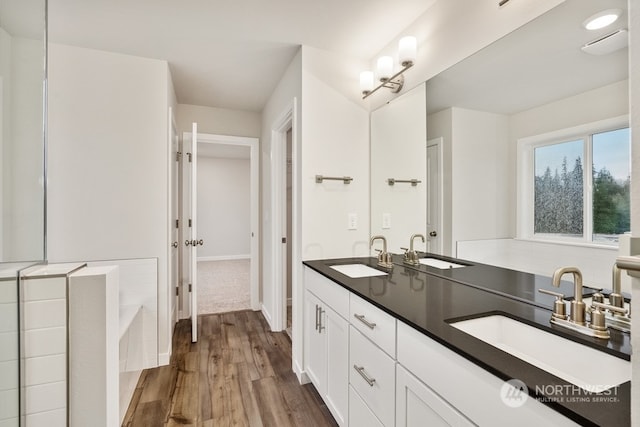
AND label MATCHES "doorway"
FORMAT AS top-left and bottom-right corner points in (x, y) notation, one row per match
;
(181, 128), (259, 341)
